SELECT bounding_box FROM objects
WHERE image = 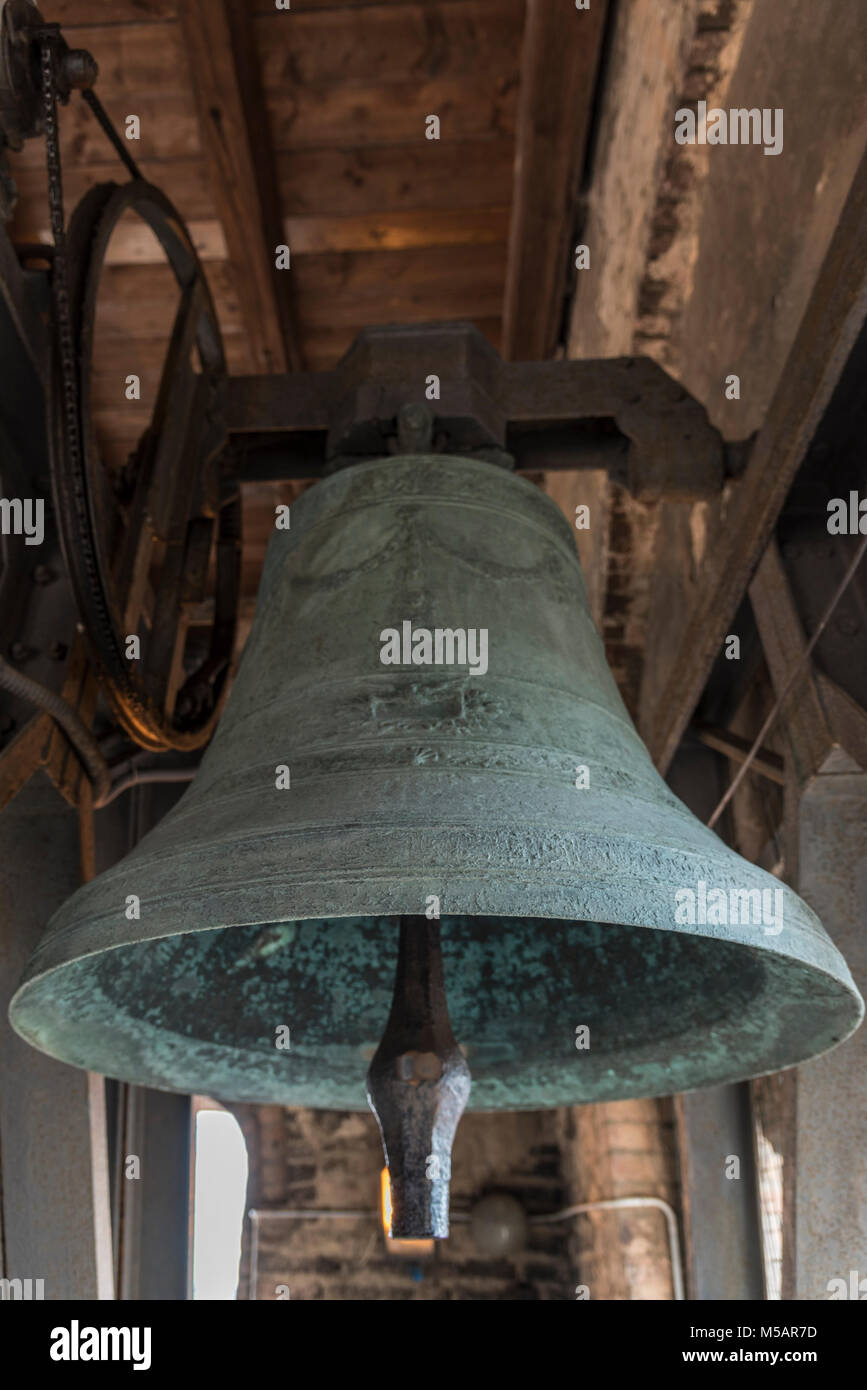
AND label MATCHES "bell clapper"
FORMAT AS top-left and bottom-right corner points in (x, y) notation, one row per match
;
(366, 916), (471, 1240)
